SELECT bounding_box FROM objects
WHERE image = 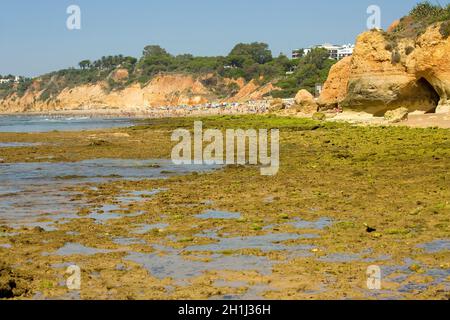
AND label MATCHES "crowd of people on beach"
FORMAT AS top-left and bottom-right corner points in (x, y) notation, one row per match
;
(9, 100), (274, 119)
(123, 100), (272, 118)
